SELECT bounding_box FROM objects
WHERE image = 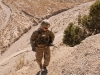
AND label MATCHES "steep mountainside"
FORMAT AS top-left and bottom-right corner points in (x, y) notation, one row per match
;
(1, 1), (99, 75)
(0, 0), (94, 53)
(11, 34), (100, 75)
